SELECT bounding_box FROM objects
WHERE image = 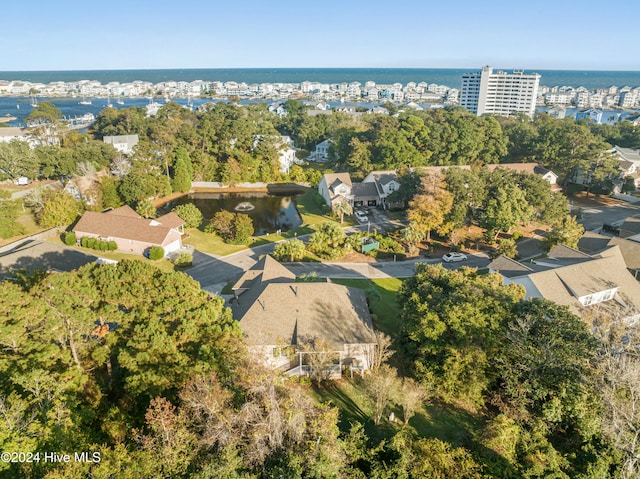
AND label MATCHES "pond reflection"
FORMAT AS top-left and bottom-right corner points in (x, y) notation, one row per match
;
(167, 192), (302, 235)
